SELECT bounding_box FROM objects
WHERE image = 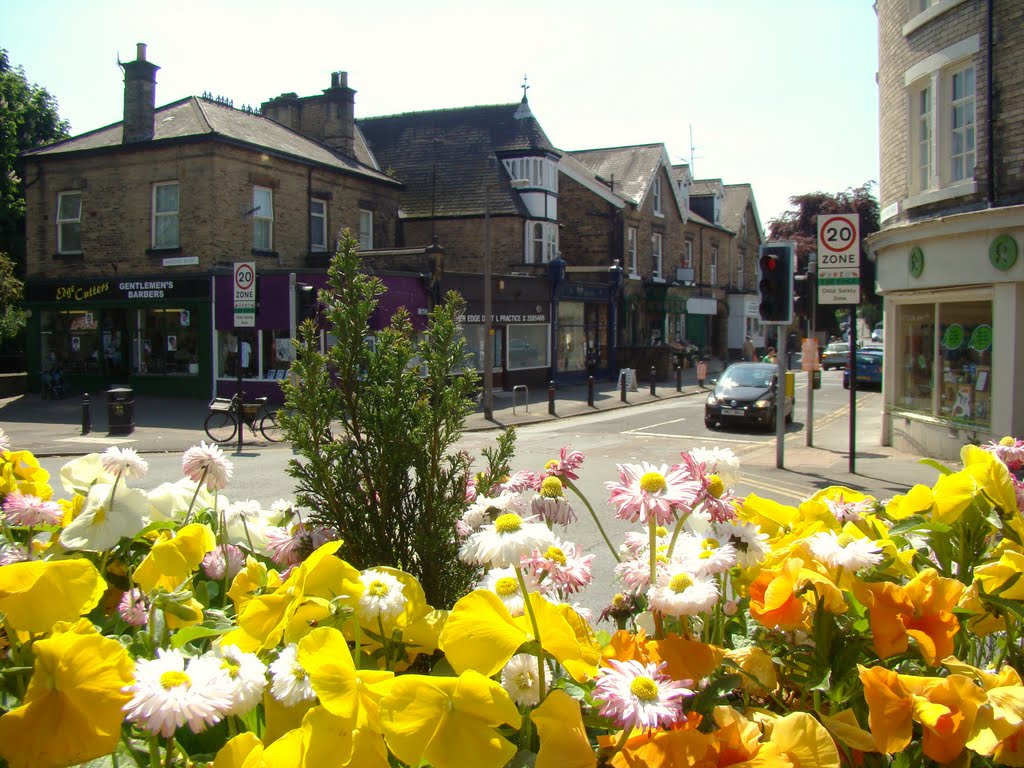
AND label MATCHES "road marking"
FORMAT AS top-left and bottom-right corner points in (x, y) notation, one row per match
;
(625, 430), (771, 446)
(739, 476), (808, 502)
